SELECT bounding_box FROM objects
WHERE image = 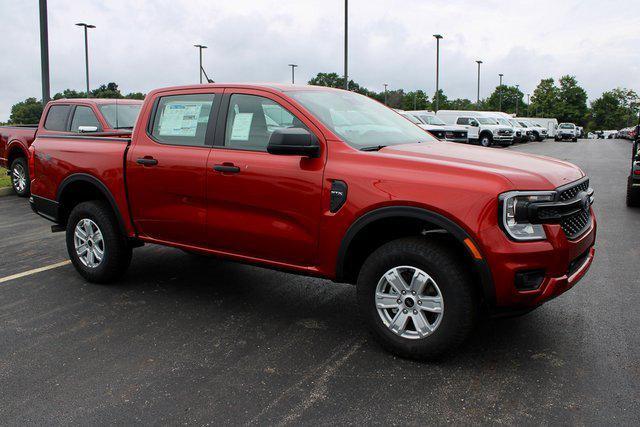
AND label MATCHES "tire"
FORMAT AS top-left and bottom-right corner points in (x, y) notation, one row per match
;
(532, 131), (540, 142)
(356, 237), (479, 360)
(479, 134), (493, 147)
(573, 138), (578, 142)
(627, 176), (640, 207)
(66, 200), (132, 283)
(9, 157), (30, 197)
